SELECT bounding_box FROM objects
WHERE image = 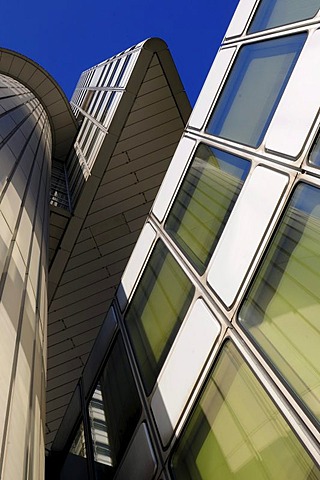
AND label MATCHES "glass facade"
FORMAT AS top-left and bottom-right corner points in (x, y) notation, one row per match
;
(249, 0), (320, 33)
(206, 34), (306, 147)
(171, 342), (319, 480)
(239, 183), (320, 424)
(165, 144), (250, 273)
(21, 4), (320, 477)
(68, 50), (134, 207)
(125, 240), (194, 395)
